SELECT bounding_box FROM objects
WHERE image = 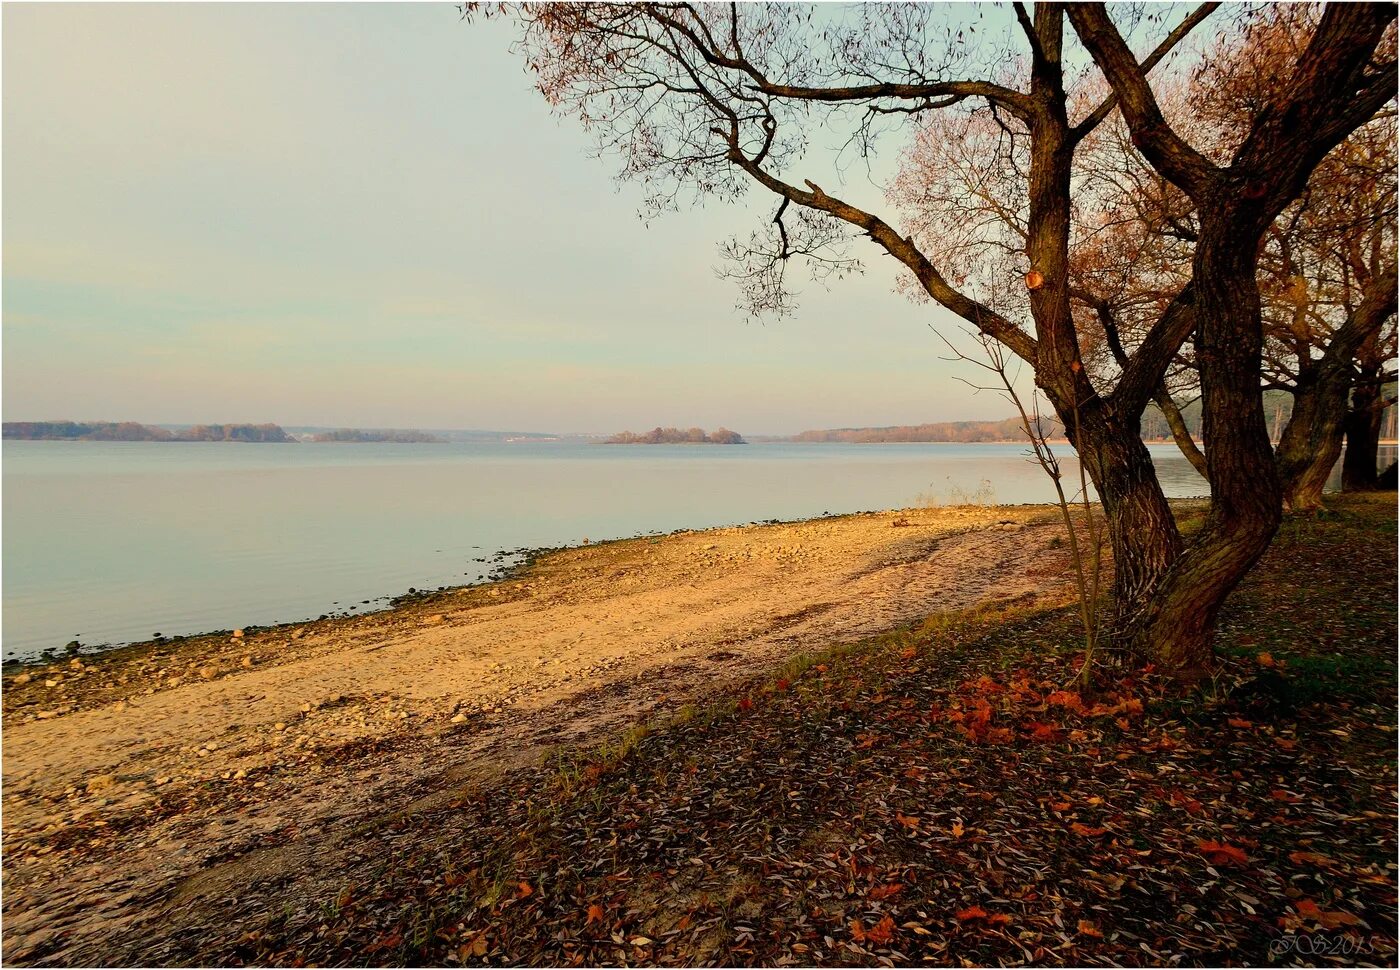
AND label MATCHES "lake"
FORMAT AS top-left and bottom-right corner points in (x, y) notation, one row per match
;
(3, 439), (1218, 660)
